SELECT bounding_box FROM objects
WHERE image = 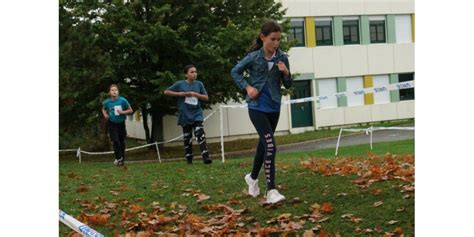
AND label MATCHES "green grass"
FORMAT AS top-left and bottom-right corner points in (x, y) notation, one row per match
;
(60, 119), (413, 163)
(59, 139), (414, 236)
